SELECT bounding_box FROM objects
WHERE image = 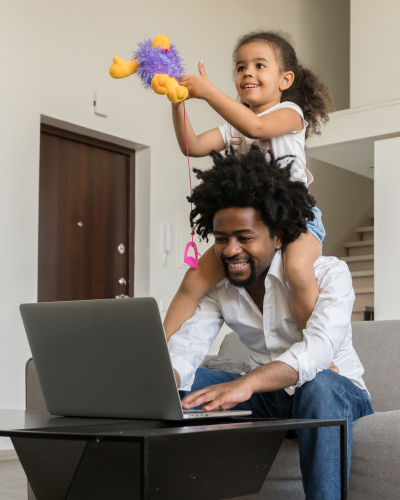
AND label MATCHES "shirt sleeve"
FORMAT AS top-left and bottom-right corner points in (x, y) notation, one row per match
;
(218, 121), (232, 149)
(277, 259), (354, 388)
(168, 289), (224, 390)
